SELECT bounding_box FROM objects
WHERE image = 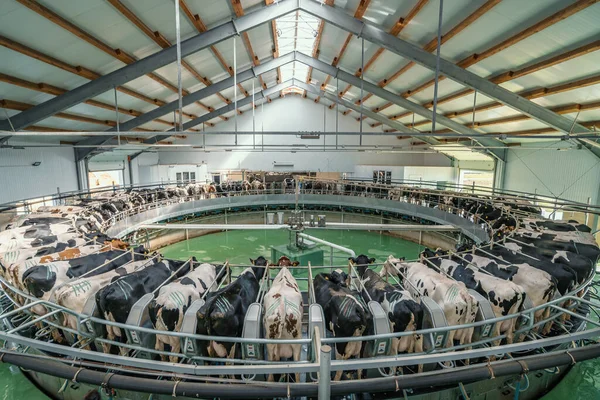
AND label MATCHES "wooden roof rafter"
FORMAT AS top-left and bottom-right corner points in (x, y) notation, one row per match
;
(15, 0), (215, 120)
(106, 0), (231, 121)
(369, 0), (595, 113)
